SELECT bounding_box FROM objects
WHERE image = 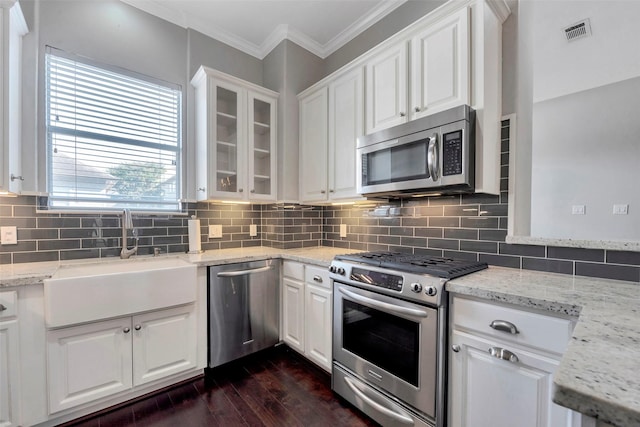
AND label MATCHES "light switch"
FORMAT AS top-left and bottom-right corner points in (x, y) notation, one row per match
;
(339, 224), (347, 238)
(0, 226), (18, 245)
(613, 204), (629, 215)
(249, 224), (258, 237)
(571, 205), (586, 215)
(209, 224), (222, 238)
